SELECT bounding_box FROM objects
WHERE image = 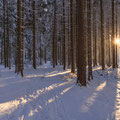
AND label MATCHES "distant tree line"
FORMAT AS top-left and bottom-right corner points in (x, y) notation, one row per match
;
(0, 0), (120, 86)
